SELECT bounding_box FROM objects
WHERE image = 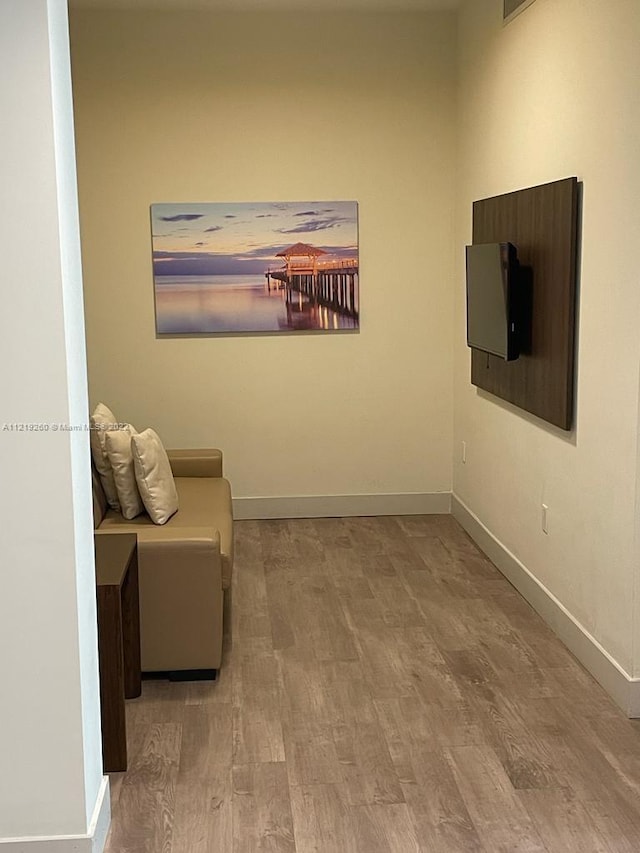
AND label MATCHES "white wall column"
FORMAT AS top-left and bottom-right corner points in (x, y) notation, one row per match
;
(0, 0), (109, 848)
